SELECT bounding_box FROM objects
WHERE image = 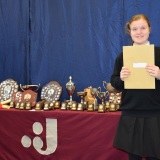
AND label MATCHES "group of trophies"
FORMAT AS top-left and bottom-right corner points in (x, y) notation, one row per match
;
(0, 77), (121, 112)
(63, 76), (122, 112)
